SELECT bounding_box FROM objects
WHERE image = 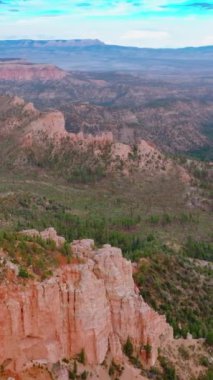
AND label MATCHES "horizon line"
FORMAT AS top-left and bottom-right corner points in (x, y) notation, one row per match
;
(0, 39), (213, 50)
